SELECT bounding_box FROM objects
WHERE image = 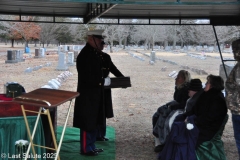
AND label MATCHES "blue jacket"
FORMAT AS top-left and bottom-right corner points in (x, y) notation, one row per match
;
(158, 115), (199, 160)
